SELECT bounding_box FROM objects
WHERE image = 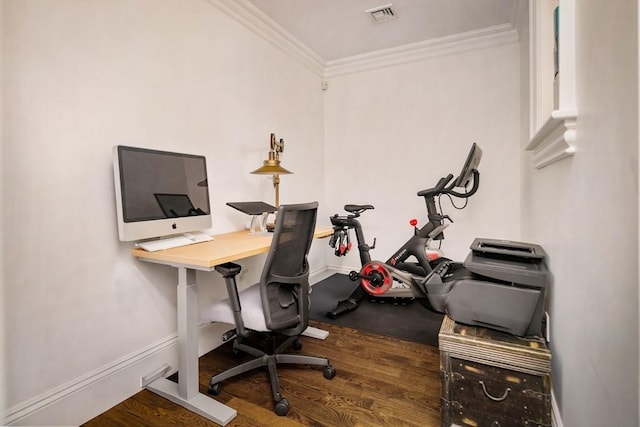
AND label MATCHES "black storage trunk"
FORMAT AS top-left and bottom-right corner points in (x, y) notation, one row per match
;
(439, 316), (552, 427)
